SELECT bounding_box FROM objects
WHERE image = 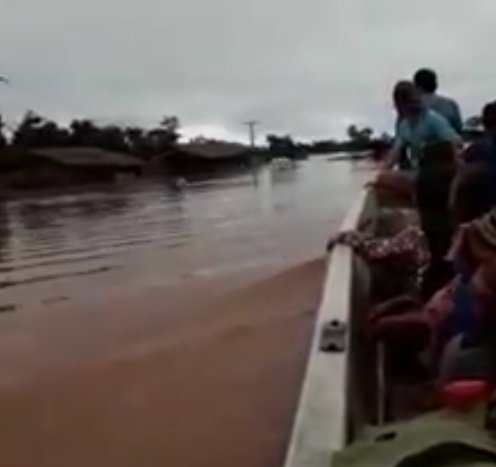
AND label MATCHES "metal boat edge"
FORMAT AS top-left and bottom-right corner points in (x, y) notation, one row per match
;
(283, 188), (378, 467)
